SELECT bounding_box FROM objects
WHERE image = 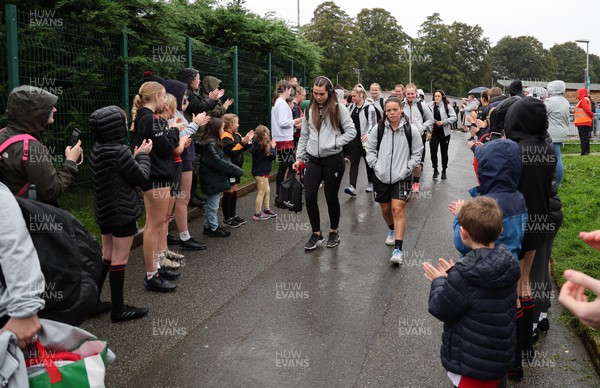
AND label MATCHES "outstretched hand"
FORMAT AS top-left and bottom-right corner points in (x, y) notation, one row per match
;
(559, 269), (600, 329)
